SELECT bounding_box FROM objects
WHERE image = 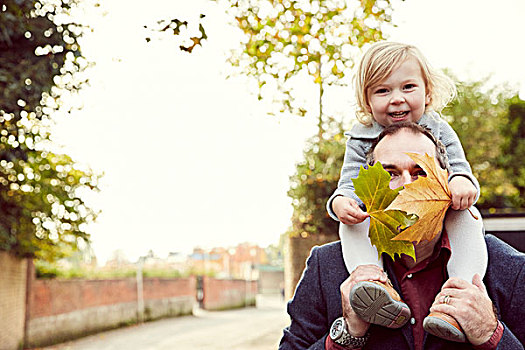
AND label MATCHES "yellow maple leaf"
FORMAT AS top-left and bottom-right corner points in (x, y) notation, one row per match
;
(387, 152), (451, 243)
